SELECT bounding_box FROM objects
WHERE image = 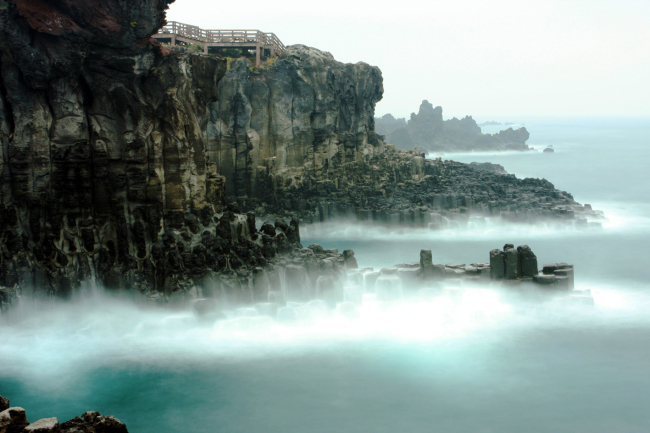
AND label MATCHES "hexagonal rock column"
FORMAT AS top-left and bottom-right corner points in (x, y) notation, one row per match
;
(420, 249), (445, 280)
(503, 244), (520, 279)
(489, 249), (505, 279)
(517, 245), (538, 278)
